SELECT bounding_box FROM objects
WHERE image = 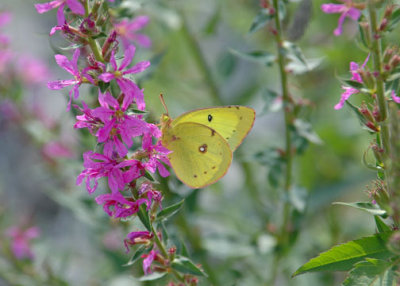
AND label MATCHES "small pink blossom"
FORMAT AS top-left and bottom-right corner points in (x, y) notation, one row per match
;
(76, 151), (141, 194)
(114, 16), (152, 49)
(35, 0), (85, 25)
(98, 45), (150, 111)
(17, 56), (50, 86)
(5, 226), (40, 260)
(142, 250), (159, 274)
(335, 54), (369, 110)
(93, 91), (150, 157)
(42, 141), (75, 159)
(48, 49), (93, 110)
(124, 231), (153, 252)
(321, 1), (361, 36)
(392, 90), (400, 103)
(95, 192), (148, 218)
(74, 101), (104, 134)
